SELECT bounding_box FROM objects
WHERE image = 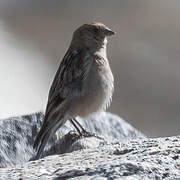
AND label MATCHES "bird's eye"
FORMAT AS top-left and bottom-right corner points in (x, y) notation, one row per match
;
(93, 27), (99, 33)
